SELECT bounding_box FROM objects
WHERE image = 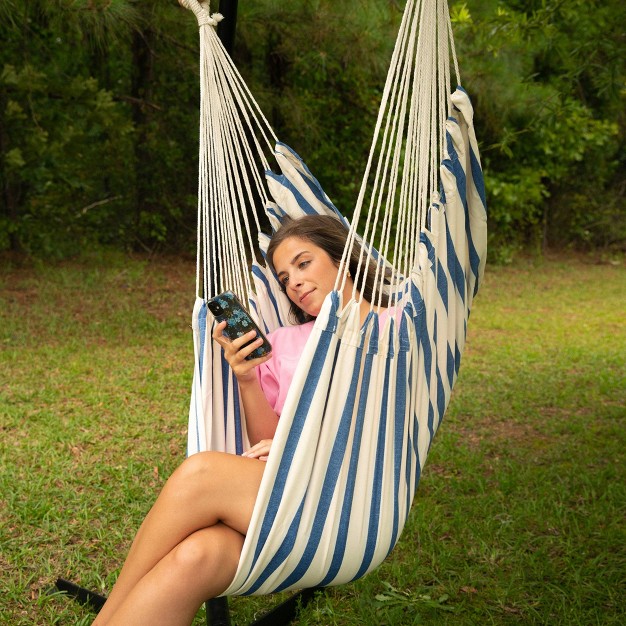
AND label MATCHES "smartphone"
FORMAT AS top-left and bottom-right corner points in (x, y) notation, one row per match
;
(207, 291), (272, 360)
